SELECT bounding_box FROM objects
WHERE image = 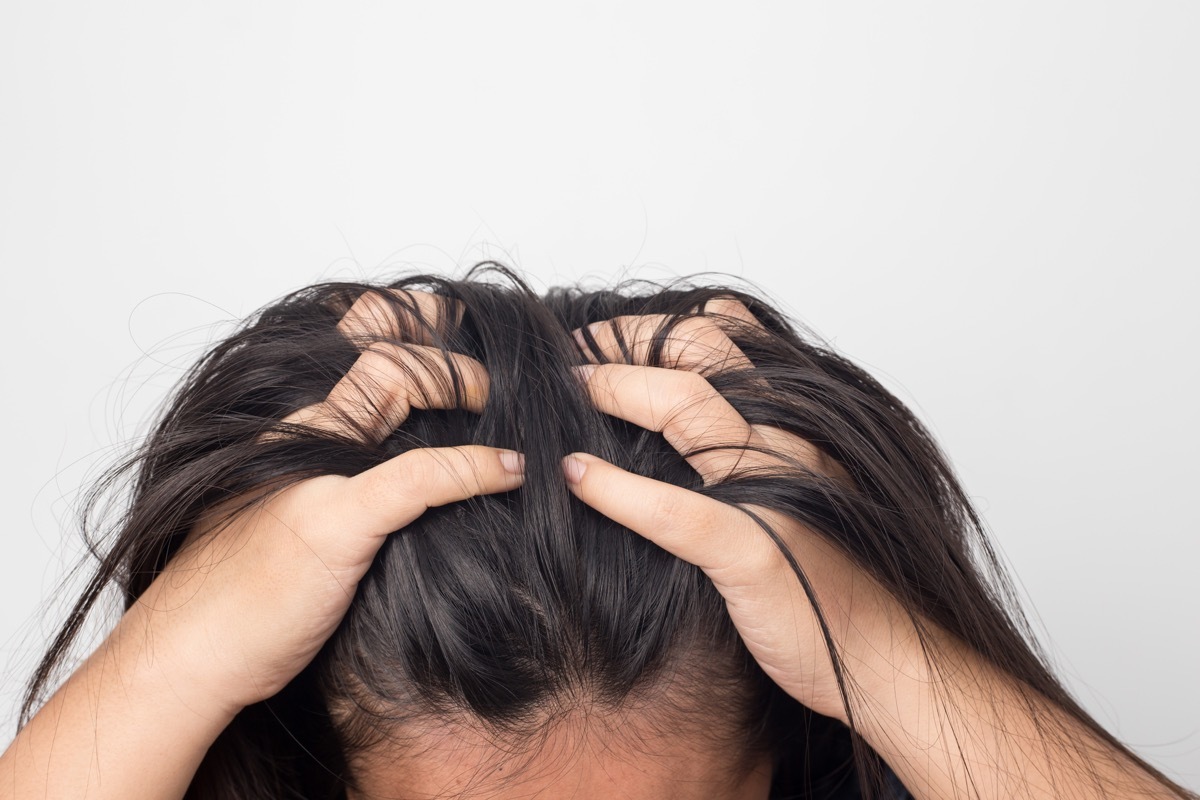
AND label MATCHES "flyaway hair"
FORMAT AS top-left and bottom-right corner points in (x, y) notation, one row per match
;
(20, 263), (1196, 799)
